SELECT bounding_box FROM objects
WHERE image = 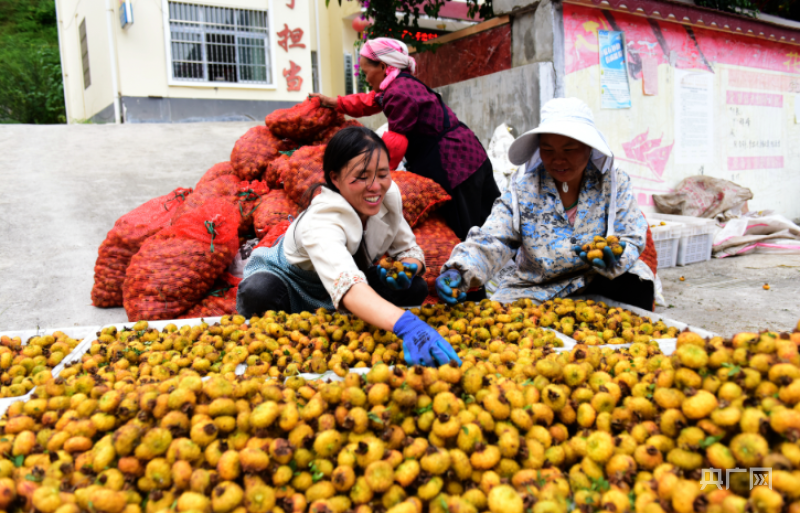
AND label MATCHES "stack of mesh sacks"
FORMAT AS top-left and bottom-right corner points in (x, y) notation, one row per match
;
(91, 97), (461, 321)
